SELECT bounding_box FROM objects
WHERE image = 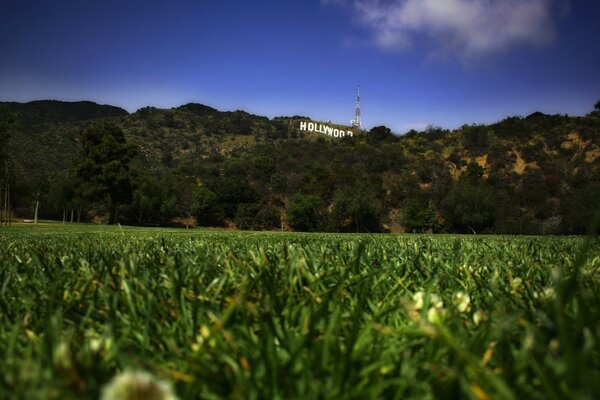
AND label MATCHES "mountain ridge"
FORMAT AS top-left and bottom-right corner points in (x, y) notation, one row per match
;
(0, 100), (128, 124)
(1, 98), (599, 234)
